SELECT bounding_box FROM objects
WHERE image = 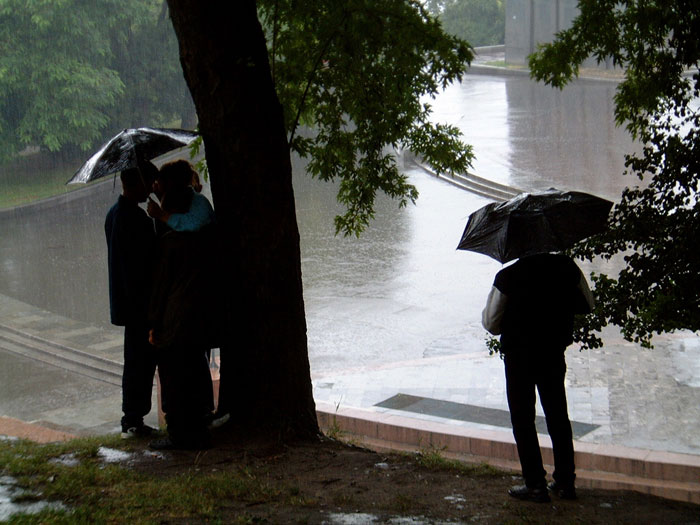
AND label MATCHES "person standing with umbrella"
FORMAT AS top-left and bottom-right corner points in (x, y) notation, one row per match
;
(459, 188), (612, 503)
(104, 160), (159, 438)
(482, 253), (593, 502)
